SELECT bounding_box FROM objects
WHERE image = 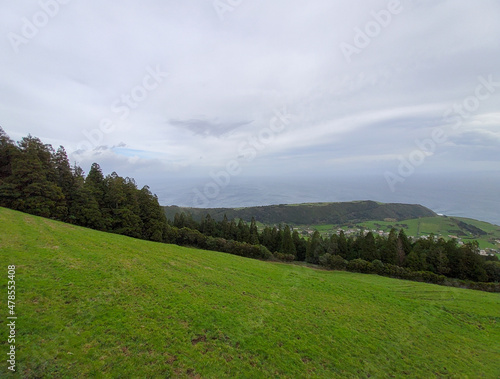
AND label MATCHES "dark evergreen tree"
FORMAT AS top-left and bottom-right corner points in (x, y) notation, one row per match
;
(3, 135), (65, 218)
(85, 163), (106, 205)
(380, 228), (398, 264)
(52, 146), (76, 221)
(68, 164), (104, 229)
(84, 163), (112, 230)
(137, 185), (167, 242)
(237, 219), (250, 243)
(444, 239), (466, 279)
(173, 212), (186, 228)
(220, 214), (230, 239)
(249, 217), (260, 245)
(228, 219), (238, 241)
(260, 226), (274, 251)
(337, 230), (349, 259)
(270, 226), (283, 253)
(360, 232), (379, 261)
(461, 242), (488, 282)
(200, 214), (217, 237)
(426, 242), (450, 275)
(397, 229), (411, 265)
(306, 231), (323, 264)
(104, 173), (143, 238)
(281, 225), (296, 258)
(484, 260), (500, 282)
(326, 234), (339, 256)
(292, 230), (307, 261)
(349, 231), (364, 261)
(405, 249), (427, 271)
(0, 127), (16, 184)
